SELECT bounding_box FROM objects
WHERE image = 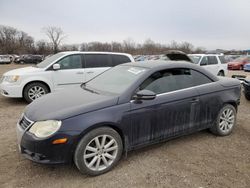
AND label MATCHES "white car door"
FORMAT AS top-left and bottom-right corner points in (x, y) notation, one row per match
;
(84, 54), (111, 81)
(52, 54), (85, 91)
(207, 56), (220, 75)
